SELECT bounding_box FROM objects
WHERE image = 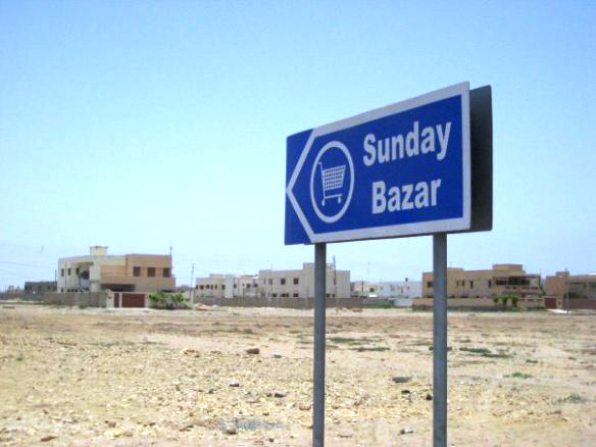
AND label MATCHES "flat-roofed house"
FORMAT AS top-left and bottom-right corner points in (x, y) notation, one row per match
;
(57, 246), (175, 293)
